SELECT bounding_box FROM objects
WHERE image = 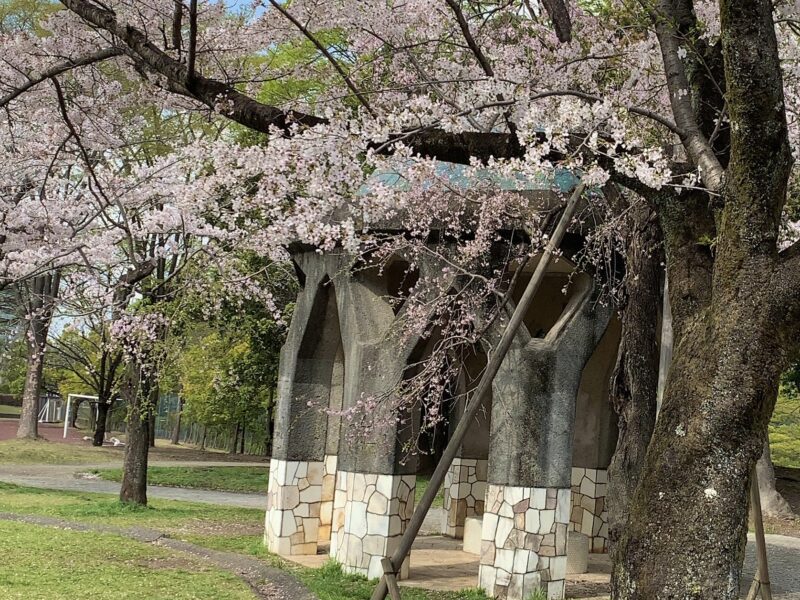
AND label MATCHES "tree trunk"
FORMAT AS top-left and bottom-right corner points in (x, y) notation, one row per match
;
(756, 438), (794, 518)
(119, 370), (156, 505)
(230, 422), (240, 454)
(612, 268), (786, 598)
(92, 398), (112, 447)
(16, 272), (60, 440)
(16, 342), (44, 440)
(607, 206), (663, 554)
(69, 399), (80, 428)
(170, 398), (183, 445)
(239, 421), (246, 454)
(200, 425), (207, 451)
(148, 391), (157, 448)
